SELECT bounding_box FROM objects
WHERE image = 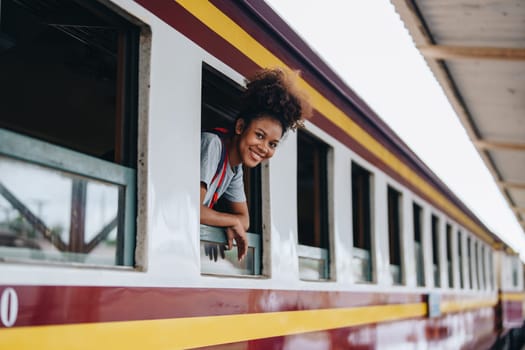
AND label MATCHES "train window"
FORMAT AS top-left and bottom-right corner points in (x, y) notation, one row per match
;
(297, 130), (330, 281)
(446, 223), (453, 288)
(481, 245), (487, 290)
(0, 0), (140, 266)
(473, 241), (481, 289)
(199, 63), (262, 276)
(488, 248), (494, 290)
(412, 203), (424, 287)
(512, 256), (519, 287)
(431, 215), (440, 288)
(467, 236), (472, 289)
(351, 162), (373, 283)
(387, 186), (403, 285)
(458, 230), (464, 289)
